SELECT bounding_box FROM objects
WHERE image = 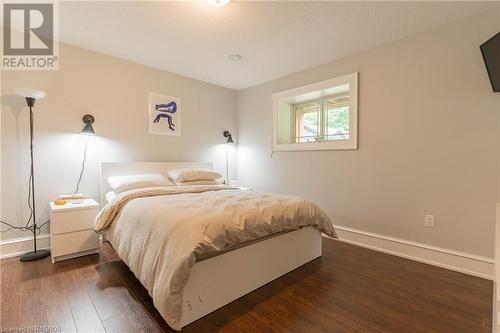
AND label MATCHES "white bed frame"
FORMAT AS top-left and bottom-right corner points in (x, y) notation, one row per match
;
(100, 162), (323, 329)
